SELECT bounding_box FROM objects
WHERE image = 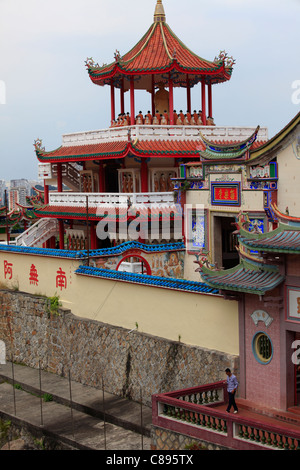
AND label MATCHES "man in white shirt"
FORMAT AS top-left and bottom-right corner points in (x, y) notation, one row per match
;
(225, 368), (238, 413)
